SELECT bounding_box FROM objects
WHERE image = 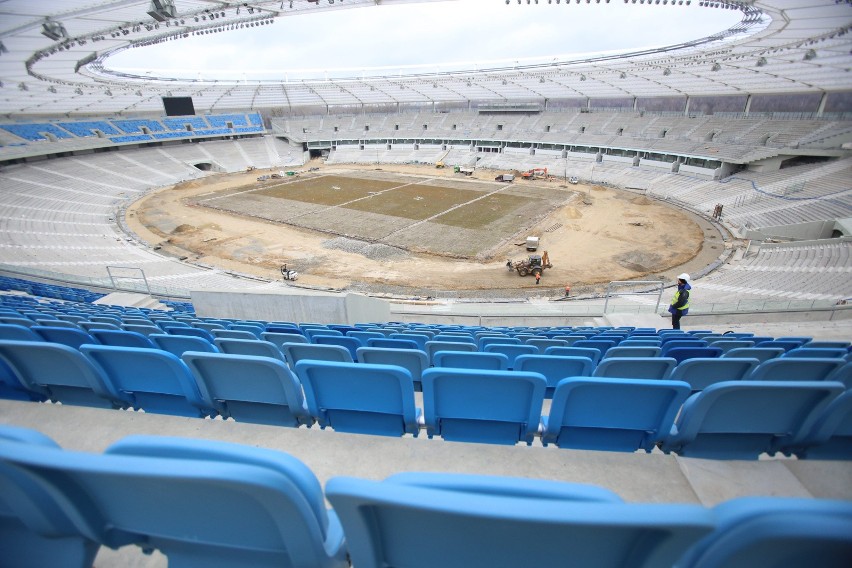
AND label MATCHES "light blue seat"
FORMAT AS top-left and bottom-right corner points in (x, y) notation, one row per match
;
(513, 354), (595, 398)
(0, 426), (100, 568)
(34, 319), (77, 329)
(619, 339), (662, 347)
(660, 339), (708, 356)
(280, 343), (354, 367)
(389, 333), (430, 350)
(367, 337), (420, 350)
(670, 358), (761, 392)
(304, 328), (344, 341)
(525, 338), (570, 353)
(79, 321), (121, 332)
(706, 340), (755, 354)
(477, 336), (521, 350)
(749, 357), (846, 382)
(660, 381), (845, 459)
(121, 323), (162, 337)
(80, 345), (213, 417)
(182, 352), (312, 427)
(212, 329), (258, 341)
(313, 335), (361, 361)
(262, 332), (309, 349)
(782, 390), (852, 460)
(432, 351), (509, 371)
(89, 329), (155, 349)
(573, 339), (618, 356)
(294, 361), (419, 437)
(0, 323), (41, 341)
(213, 338), (286, 362)
(192, 321), (226, 333)
(827, 361), (852, 388)
(481, 343), (538, 370)
(783, 347), (848, 359)
(31, 326), (98, 350)
(355, 347), (429, 391)
(325, 475), (714, 568)
(806, 341), (851, 349)
(432, 334), (476, 344)
(542, 377), (691, 452)
(425, 340), (477, 364)
(665, 346), (723, 364)
(721, 347), (784, 363)
(228, 323), (265, 339)
(150, 333), (219, 357)
(347, 330), (385, 345)
(0, 317), (36, 328)
(603, 346), (662, 359)
(0, 433), (347, 568)
(593, 357), (677, 380)
(545, 345), (603, 365)
(678, 497), (852, 568)
(421, 368), (546, 445)
(167, 326), (215, 343)
(753, 340), (804, 352)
